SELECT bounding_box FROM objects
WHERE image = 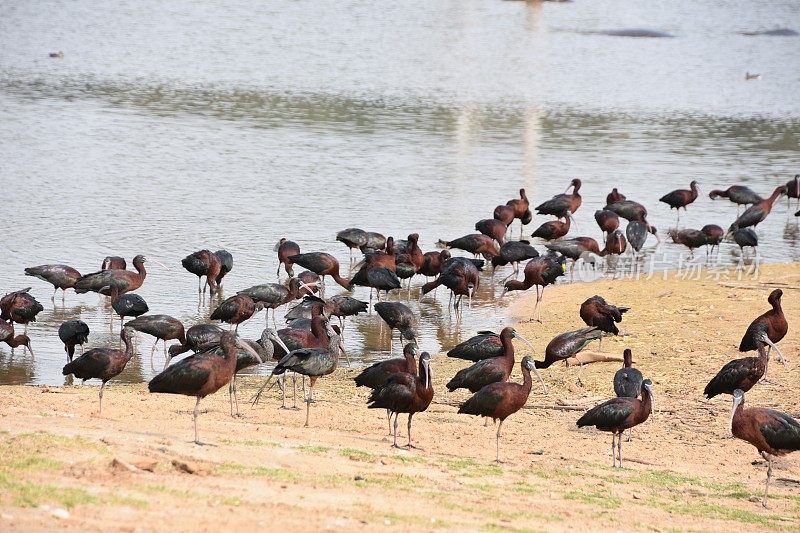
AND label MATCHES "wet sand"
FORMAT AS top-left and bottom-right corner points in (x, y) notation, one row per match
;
(1, 263), (798, 531)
